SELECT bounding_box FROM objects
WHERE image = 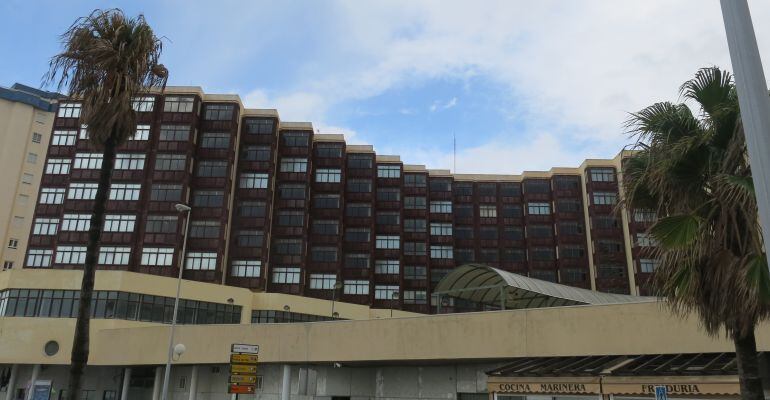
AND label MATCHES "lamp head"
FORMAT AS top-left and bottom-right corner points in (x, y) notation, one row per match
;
(175, 203), (191, 212)
(173, 343), (186, 360)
